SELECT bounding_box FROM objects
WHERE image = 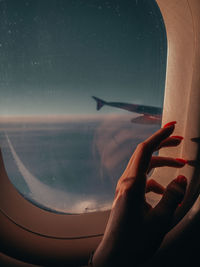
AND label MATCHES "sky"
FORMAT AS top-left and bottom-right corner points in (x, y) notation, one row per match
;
(0, 0), (167, 116)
